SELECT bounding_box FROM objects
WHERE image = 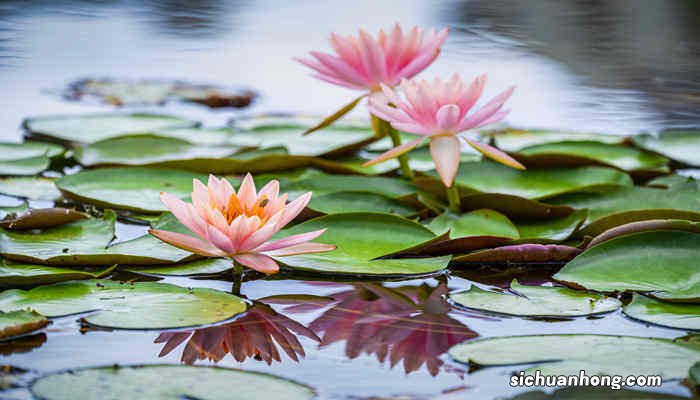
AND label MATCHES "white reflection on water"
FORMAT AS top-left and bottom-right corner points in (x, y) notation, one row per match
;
(0, 0), (698, 142)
